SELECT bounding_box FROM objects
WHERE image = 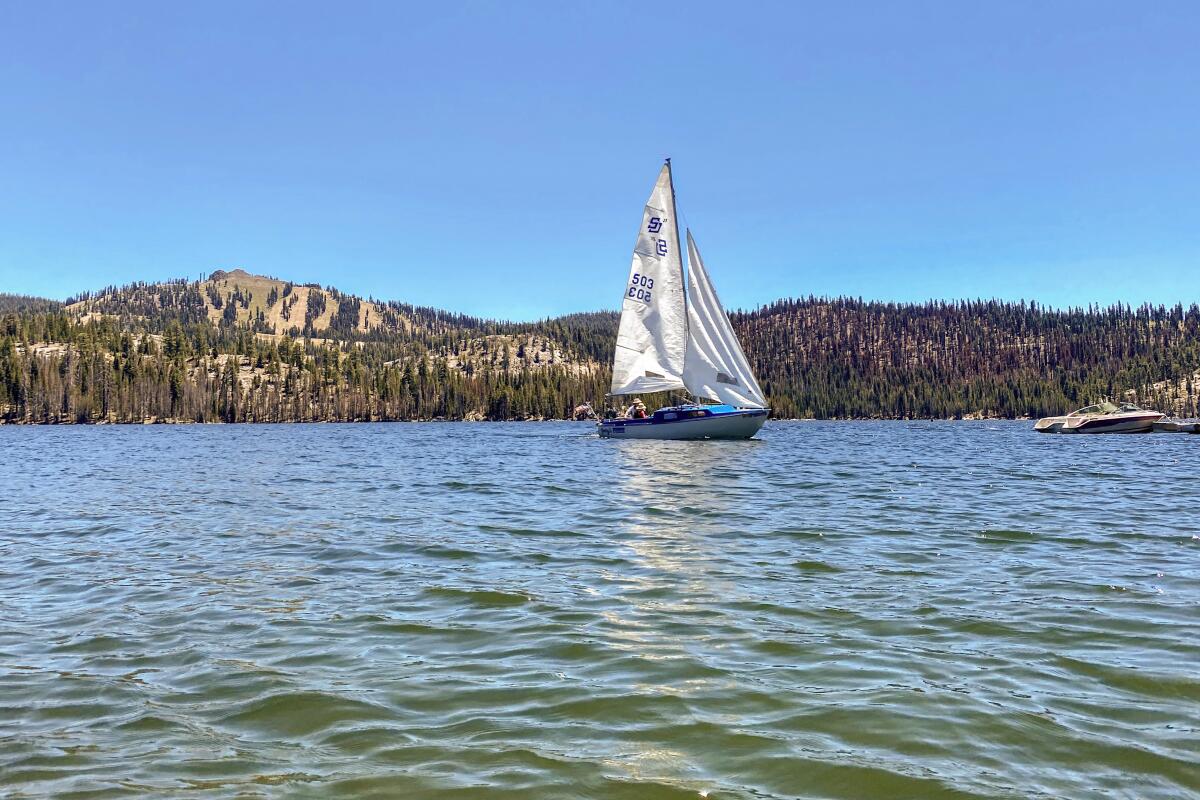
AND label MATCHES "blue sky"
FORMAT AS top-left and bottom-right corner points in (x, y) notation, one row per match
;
(0, 2), (1197, 318)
